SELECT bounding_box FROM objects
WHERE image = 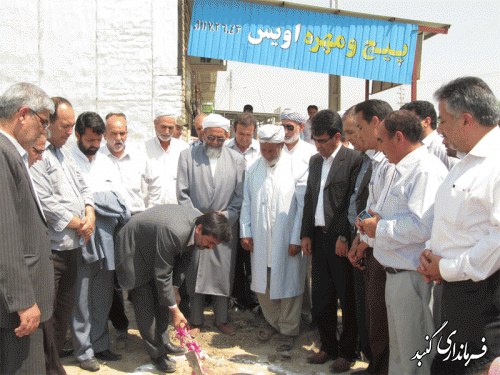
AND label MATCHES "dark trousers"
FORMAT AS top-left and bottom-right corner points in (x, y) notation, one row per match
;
(129, 280), (170, 360)
(312, 227), (357, 360)
(43, 248), (80, 375)
(231, 236), (258, 309)
(0, 327), (44, 375)
(431, 270), (500, 375)
(109, 285), (129, 331)
(353, 267), (372, 362)
(364, 248), (389, 375)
